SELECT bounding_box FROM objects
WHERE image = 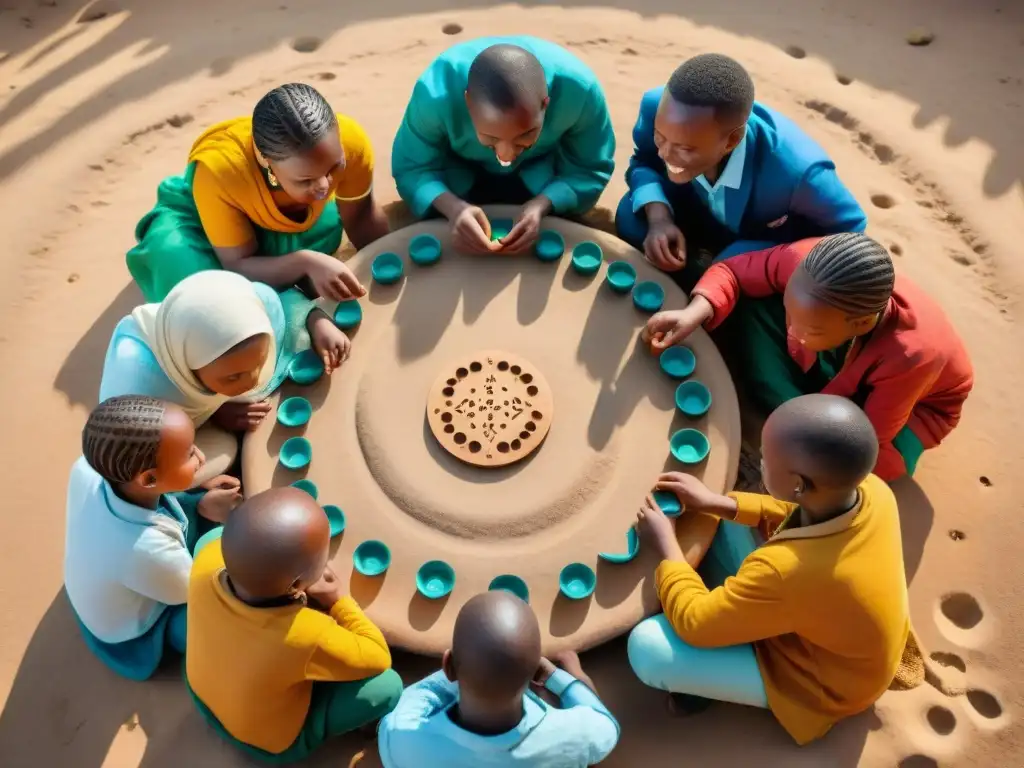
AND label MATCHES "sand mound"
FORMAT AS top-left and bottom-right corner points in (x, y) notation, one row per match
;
(0, 2), (1021, 766)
